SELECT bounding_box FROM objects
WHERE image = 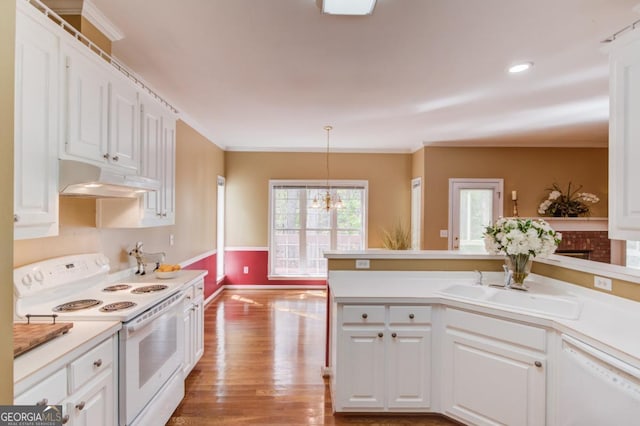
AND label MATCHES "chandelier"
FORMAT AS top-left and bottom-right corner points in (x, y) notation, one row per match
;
(312, 125), (343, 211)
